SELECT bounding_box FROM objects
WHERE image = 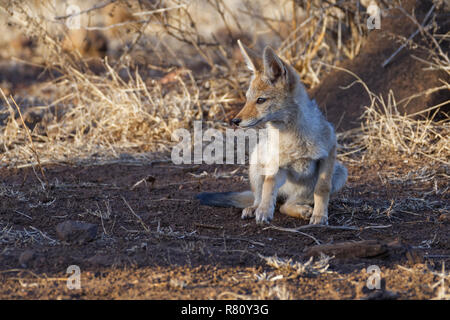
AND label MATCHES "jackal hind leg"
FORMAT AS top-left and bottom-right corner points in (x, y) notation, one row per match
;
(310, 146), (336, 225)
